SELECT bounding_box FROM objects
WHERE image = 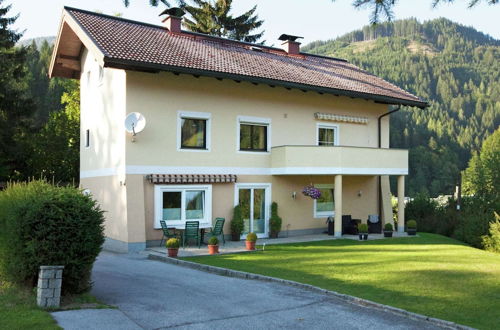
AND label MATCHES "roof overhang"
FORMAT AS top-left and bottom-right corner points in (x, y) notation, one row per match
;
(49, 9), (106, 79)
(103, 56), (429, 108)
